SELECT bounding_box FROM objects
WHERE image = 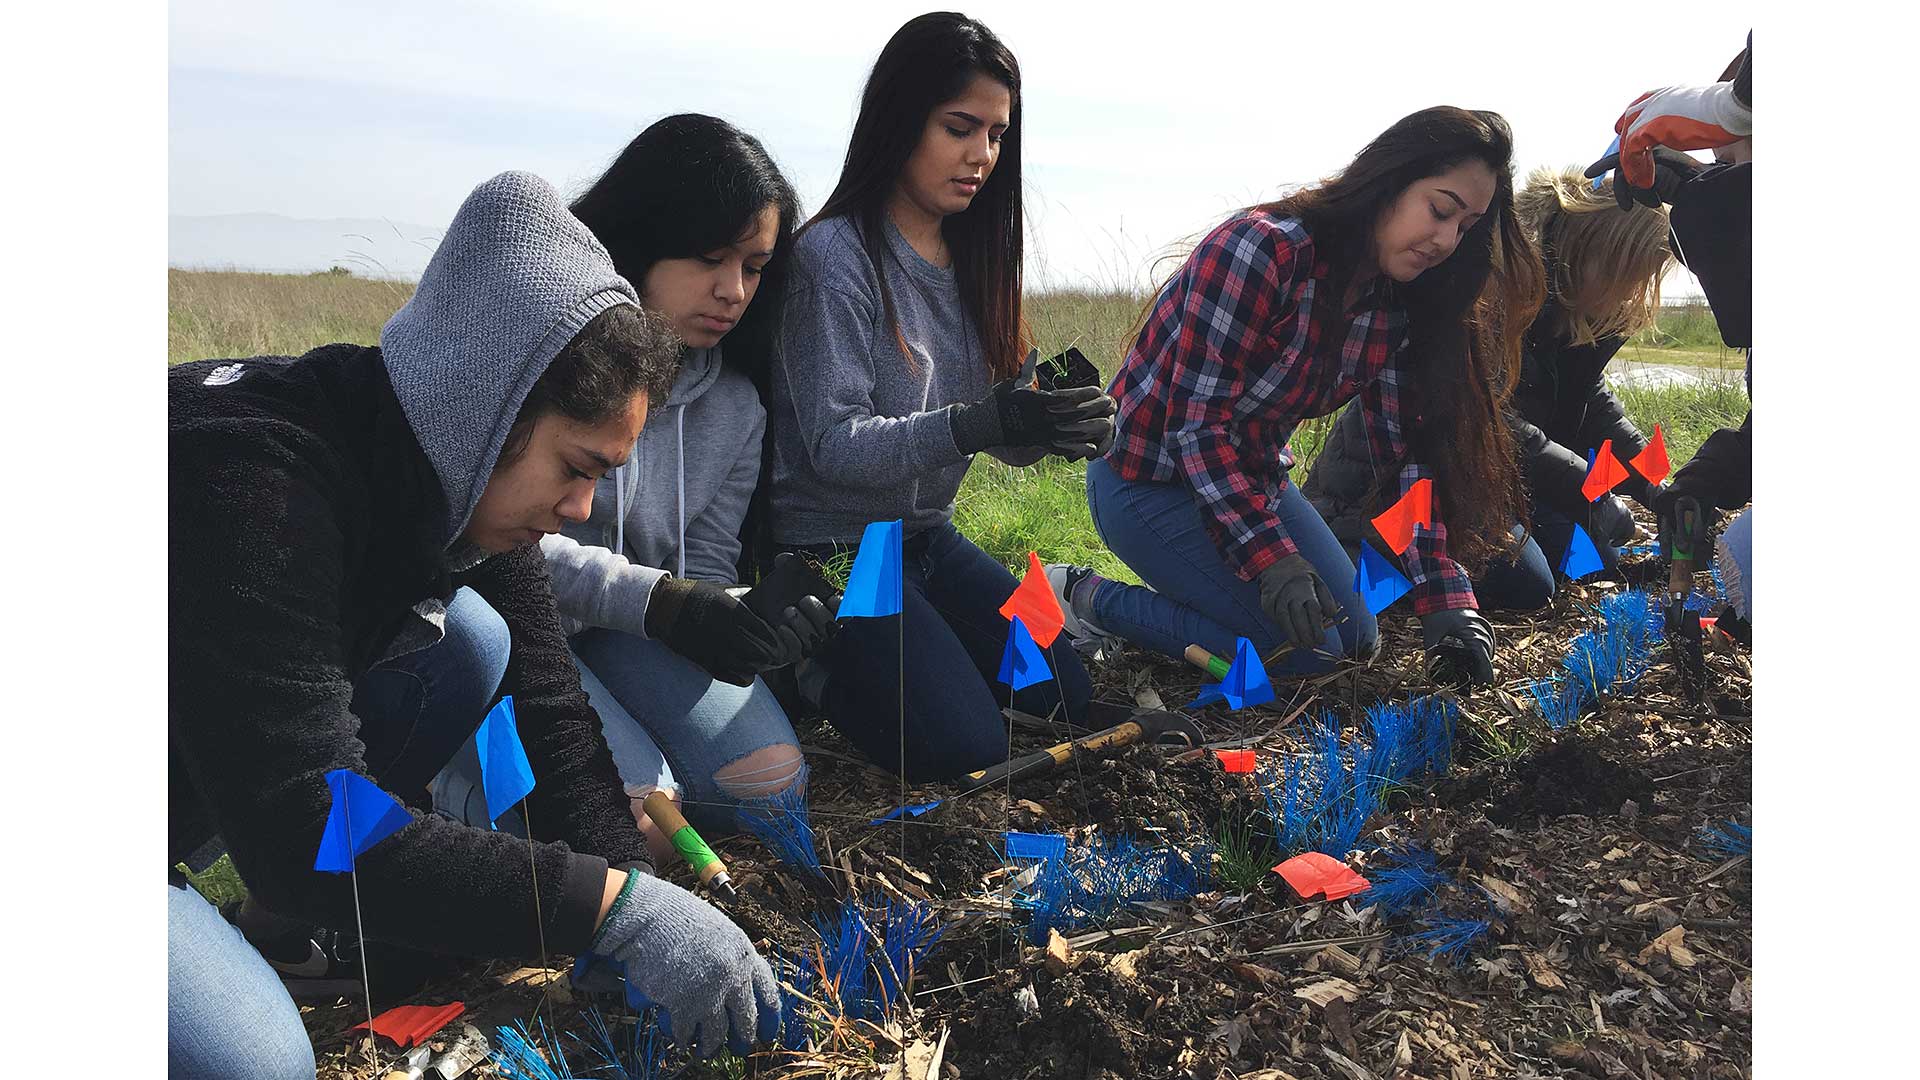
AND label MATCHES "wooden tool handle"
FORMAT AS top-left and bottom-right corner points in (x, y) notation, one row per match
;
(641, 790), (730, 889)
